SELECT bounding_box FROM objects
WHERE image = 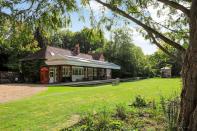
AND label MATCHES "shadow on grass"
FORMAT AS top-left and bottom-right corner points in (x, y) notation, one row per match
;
(49, 78), (145, 88)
